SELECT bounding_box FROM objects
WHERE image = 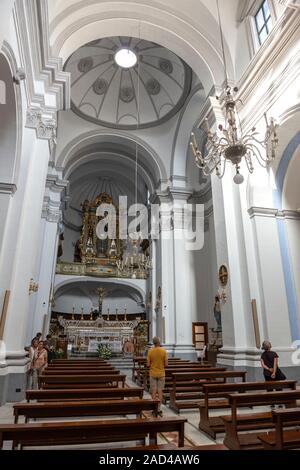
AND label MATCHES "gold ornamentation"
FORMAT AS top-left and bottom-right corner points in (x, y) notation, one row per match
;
(80, 192), (122, 264)
(155, 286), (162, 309)
(219, 265), (228, 287)
(29, 279), (39, 295)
